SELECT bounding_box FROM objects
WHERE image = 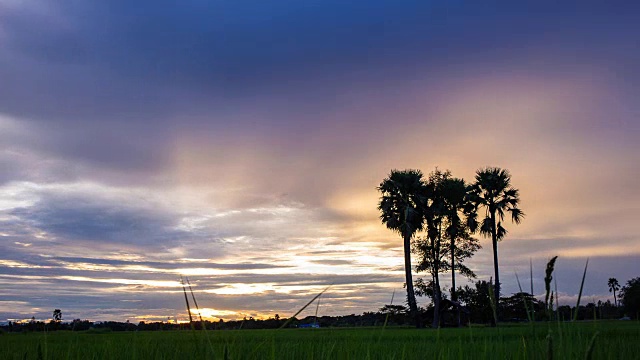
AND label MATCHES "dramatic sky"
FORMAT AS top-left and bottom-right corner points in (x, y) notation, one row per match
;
(1, 1), (639, 322)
